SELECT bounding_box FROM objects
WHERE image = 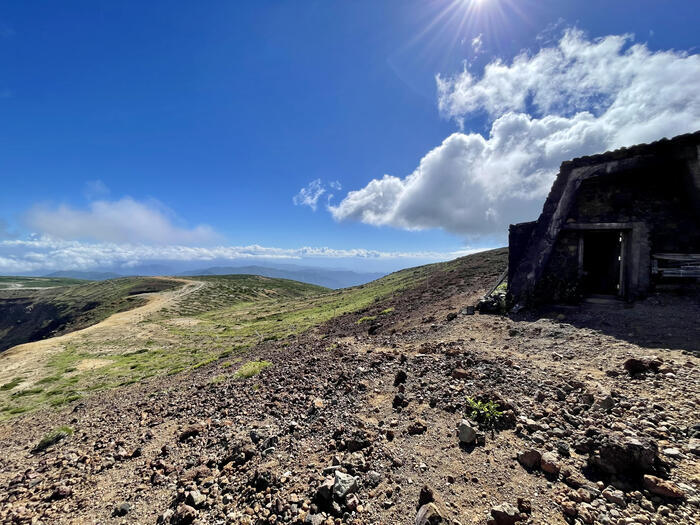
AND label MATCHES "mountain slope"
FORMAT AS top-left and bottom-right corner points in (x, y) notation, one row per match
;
(179, 265), (385, 289)
(1, 247), (698, 524)
(0, 277), (183, 353)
